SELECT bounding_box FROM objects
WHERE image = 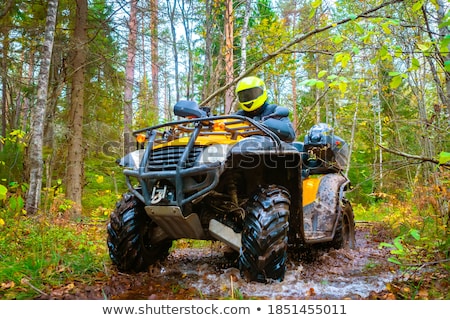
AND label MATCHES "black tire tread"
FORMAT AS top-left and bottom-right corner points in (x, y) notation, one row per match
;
(331, 199), (356, 249)
(239, 185), (290, 283)
(107, 193), (172, 272)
